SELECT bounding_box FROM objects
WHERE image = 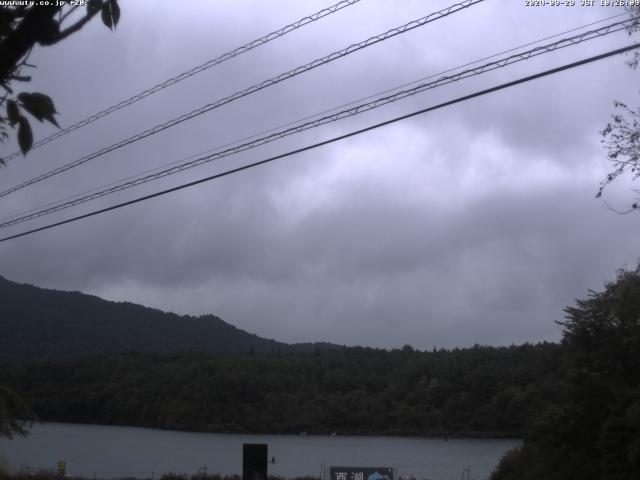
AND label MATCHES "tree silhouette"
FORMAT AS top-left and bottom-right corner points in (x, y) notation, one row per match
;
(0, 0), (120, 160)
(492, 266), (640, 480)
(0, 0), (120, 439)
(0, 386), (33, 439)
(598, 7), (640, 211)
